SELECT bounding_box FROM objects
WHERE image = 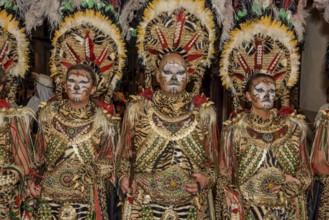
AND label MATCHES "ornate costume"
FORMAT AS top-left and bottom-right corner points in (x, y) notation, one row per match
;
(0, 2), (34, 219)
(312, 110), (329, 220)
(216, 1), (312, 219)
(117, 0), (218, 219)
(311, 2), (329, 219)
(34, 1), (126, 219)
